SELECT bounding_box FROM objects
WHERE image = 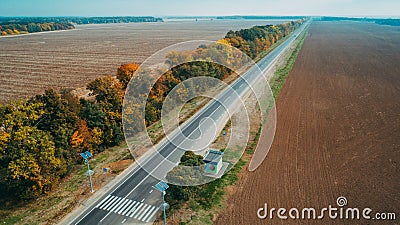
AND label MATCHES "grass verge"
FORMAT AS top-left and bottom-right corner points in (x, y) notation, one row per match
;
(271, 29), (308, 98)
